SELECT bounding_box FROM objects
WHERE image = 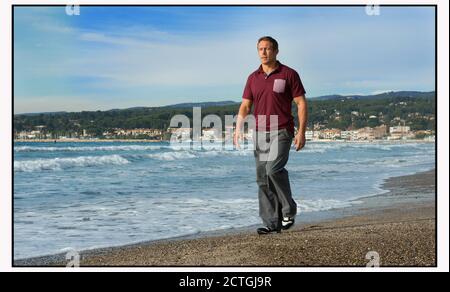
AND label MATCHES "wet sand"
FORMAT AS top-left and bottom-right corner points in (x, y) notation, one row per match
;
(15, 169), (436, 267)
